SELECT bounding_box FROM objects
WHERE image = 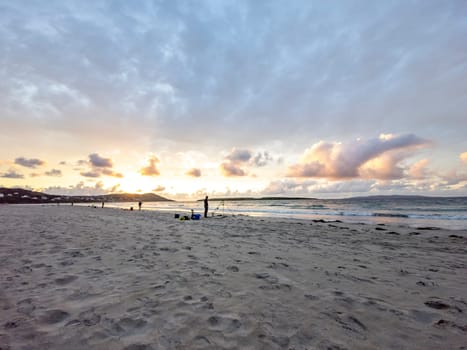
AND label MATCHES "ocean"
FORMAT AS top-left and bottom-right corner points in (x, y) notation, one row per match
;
(92, 196), (467, 230)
